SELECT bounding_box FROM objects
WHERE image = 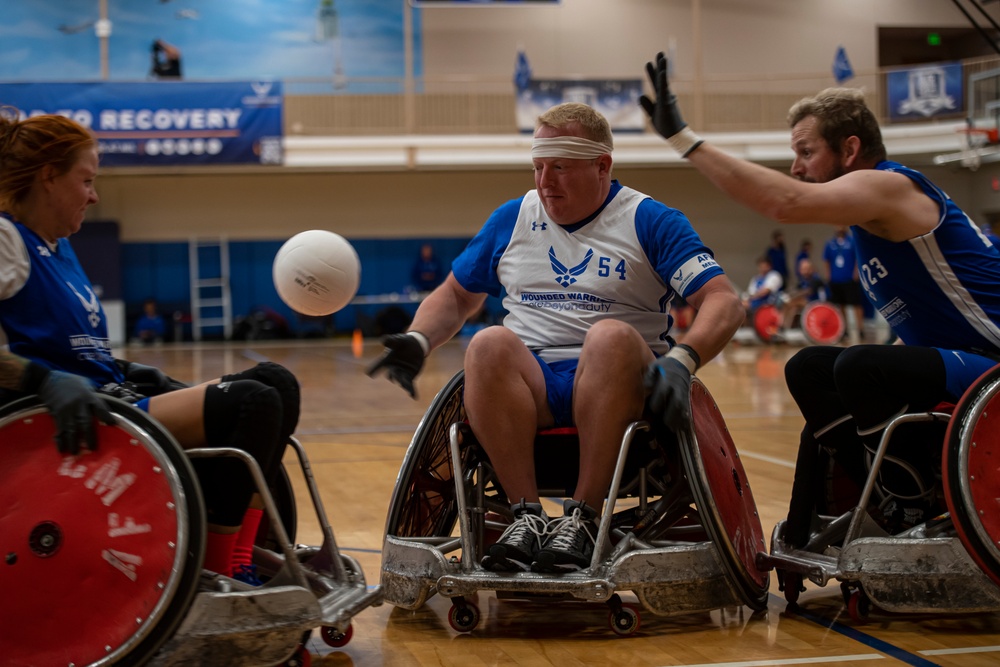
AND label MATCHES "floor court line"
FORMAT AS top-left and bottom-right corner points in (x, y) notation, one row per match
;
(660, 654), (884, 666)
(790, 603), (942, 667)
(919, 645), (1000, 656)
